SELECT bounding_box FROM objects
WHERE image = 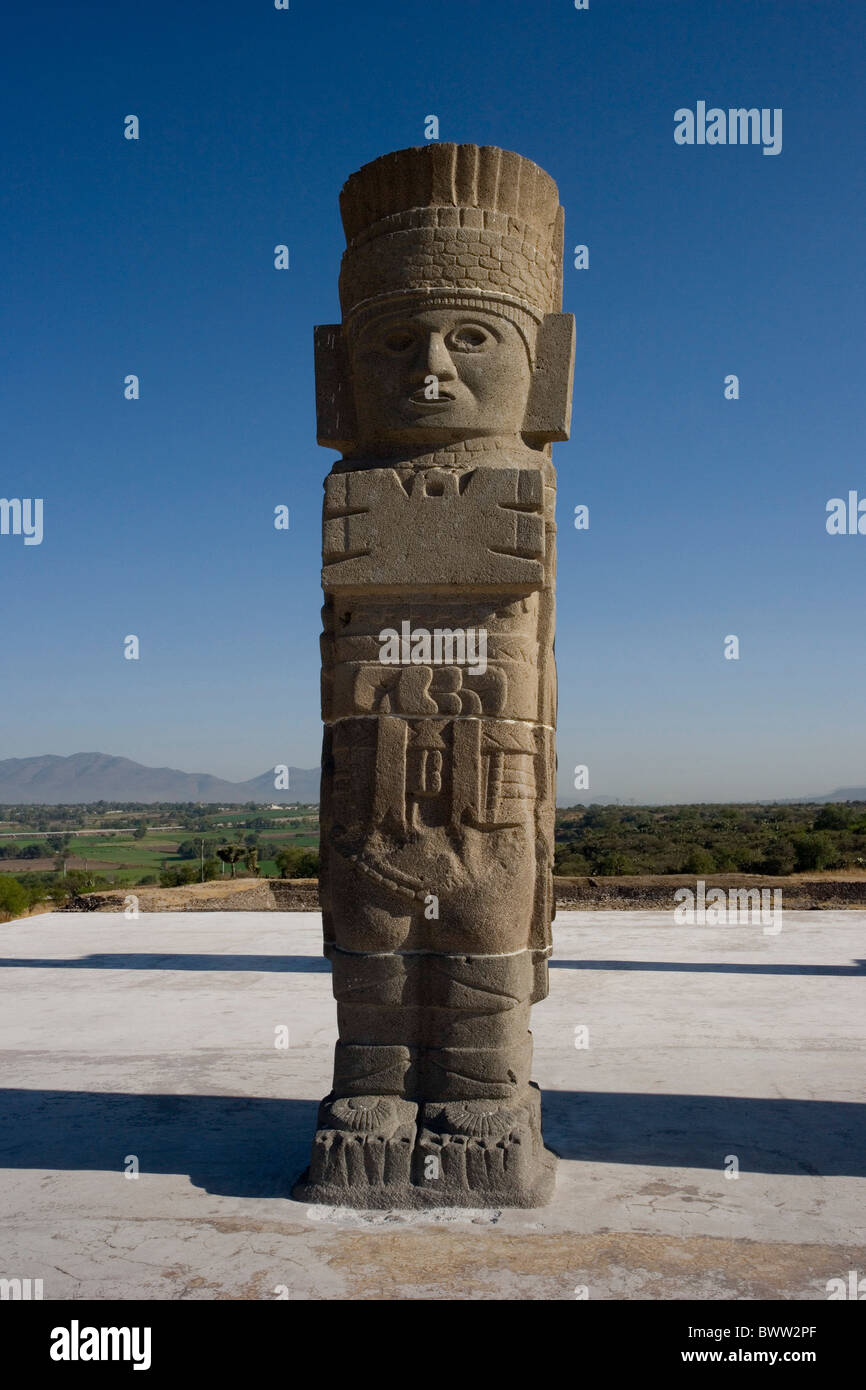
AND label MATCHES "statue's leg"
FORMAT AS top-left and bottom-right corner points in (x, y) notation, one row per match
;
(300, 947), (422, 1201)
(411, 953), (556, 1206)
